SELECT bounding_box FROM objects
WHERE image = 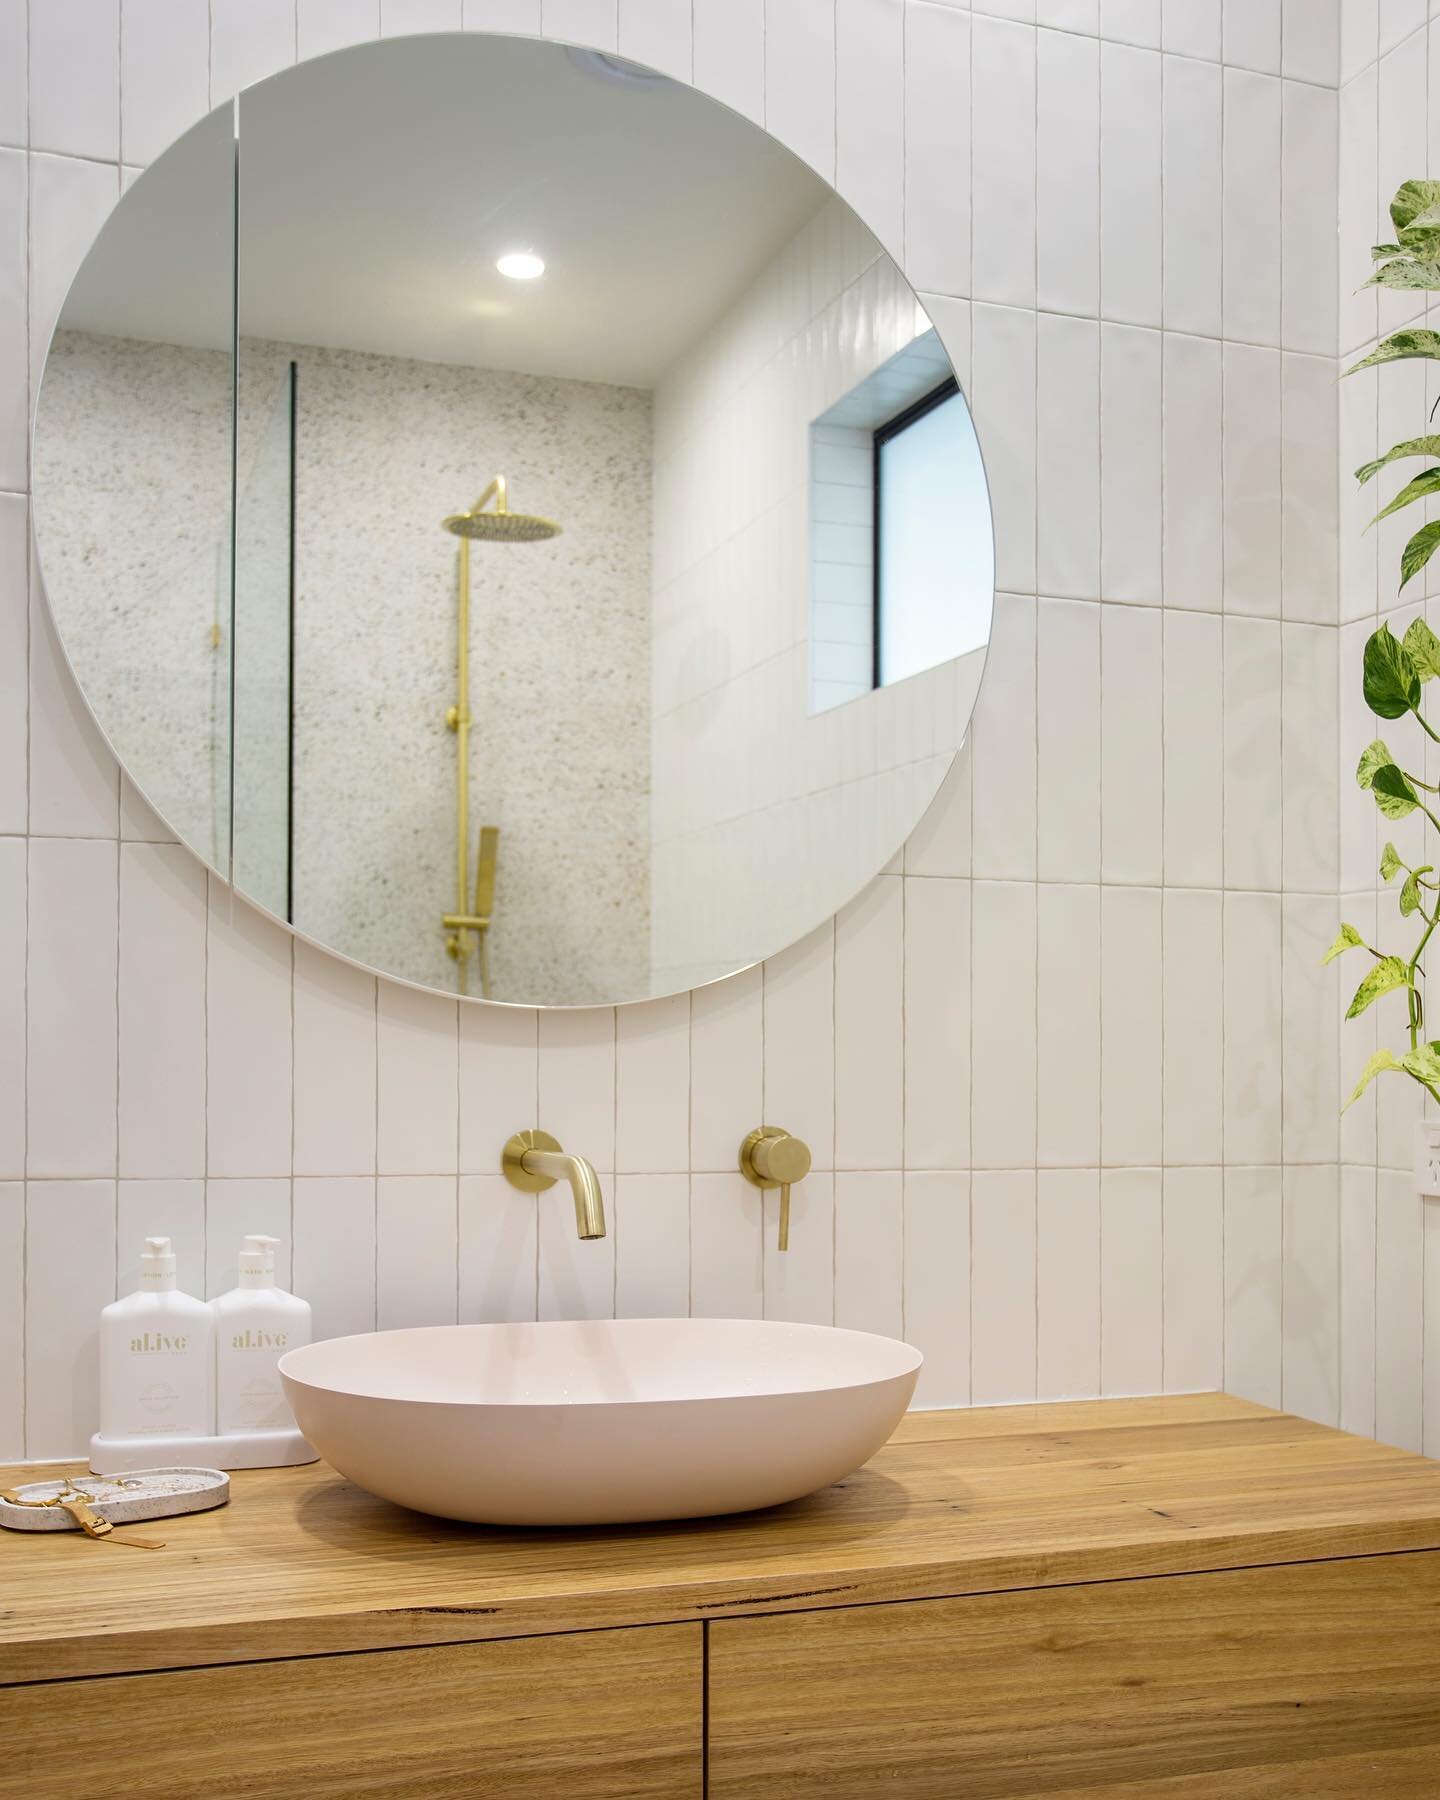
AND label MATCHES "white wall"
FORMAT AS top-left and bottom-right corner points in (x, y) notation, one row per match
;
(0, 0), (1352, 1465)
